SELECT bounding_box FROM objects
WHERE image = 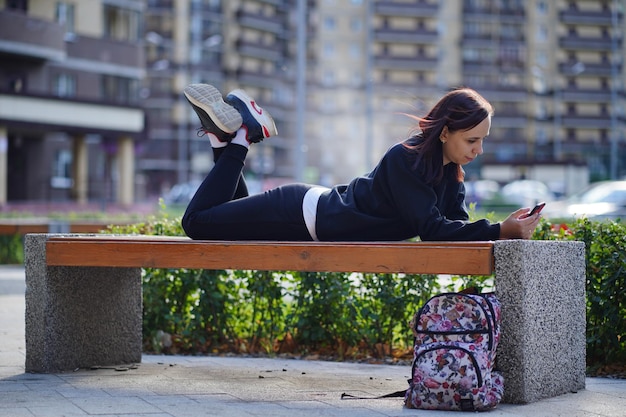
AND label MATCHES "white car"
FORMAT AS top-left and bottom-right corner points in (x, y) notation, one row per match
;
(464, 180), (501, 203)
(162, 180), (202, 205)
(542, 181), (626, 220)
(500, 180), (555, 208)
